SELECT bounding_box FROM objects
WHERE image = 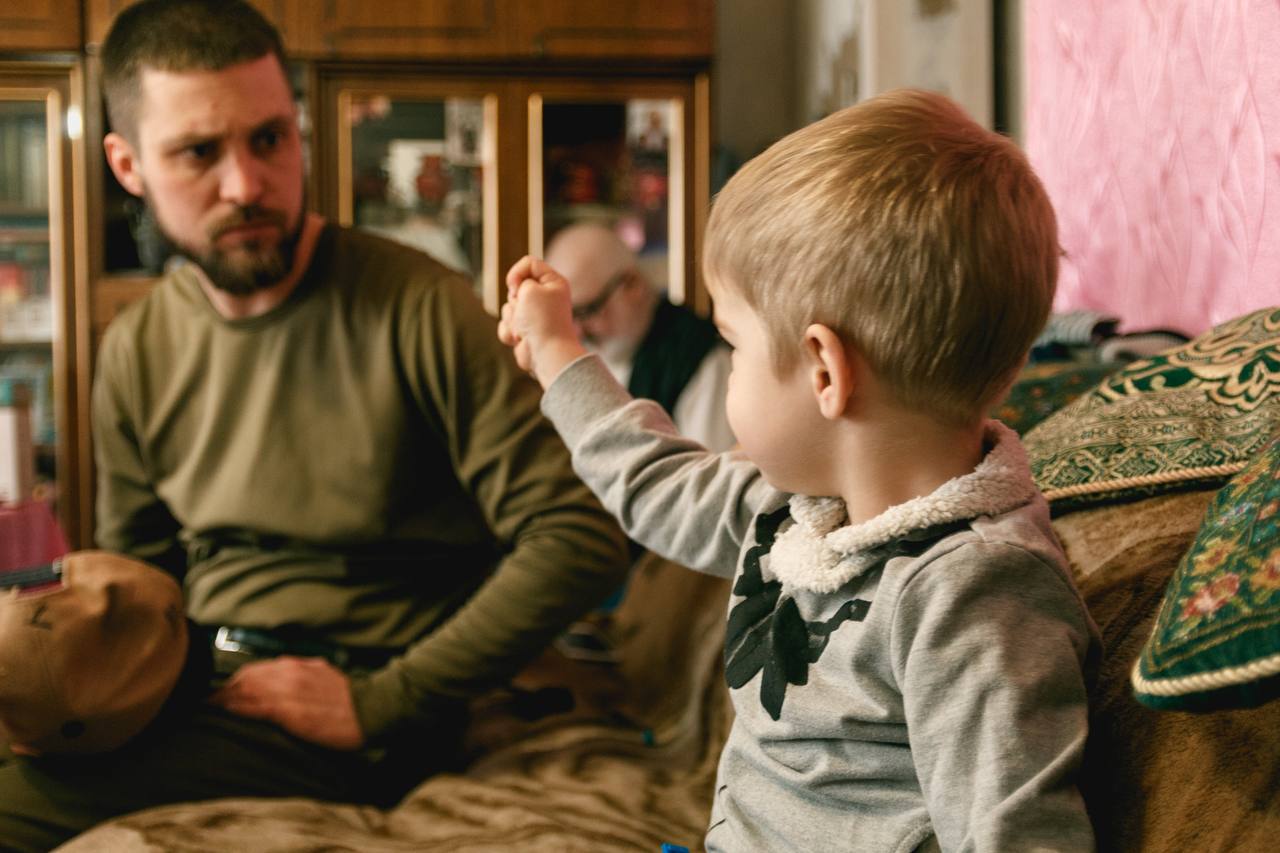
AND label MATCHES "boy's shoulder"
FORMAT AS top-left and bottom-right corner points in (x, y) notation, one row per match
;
(885, 495), (1073, 593)
(880, 496), (1094, 649)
